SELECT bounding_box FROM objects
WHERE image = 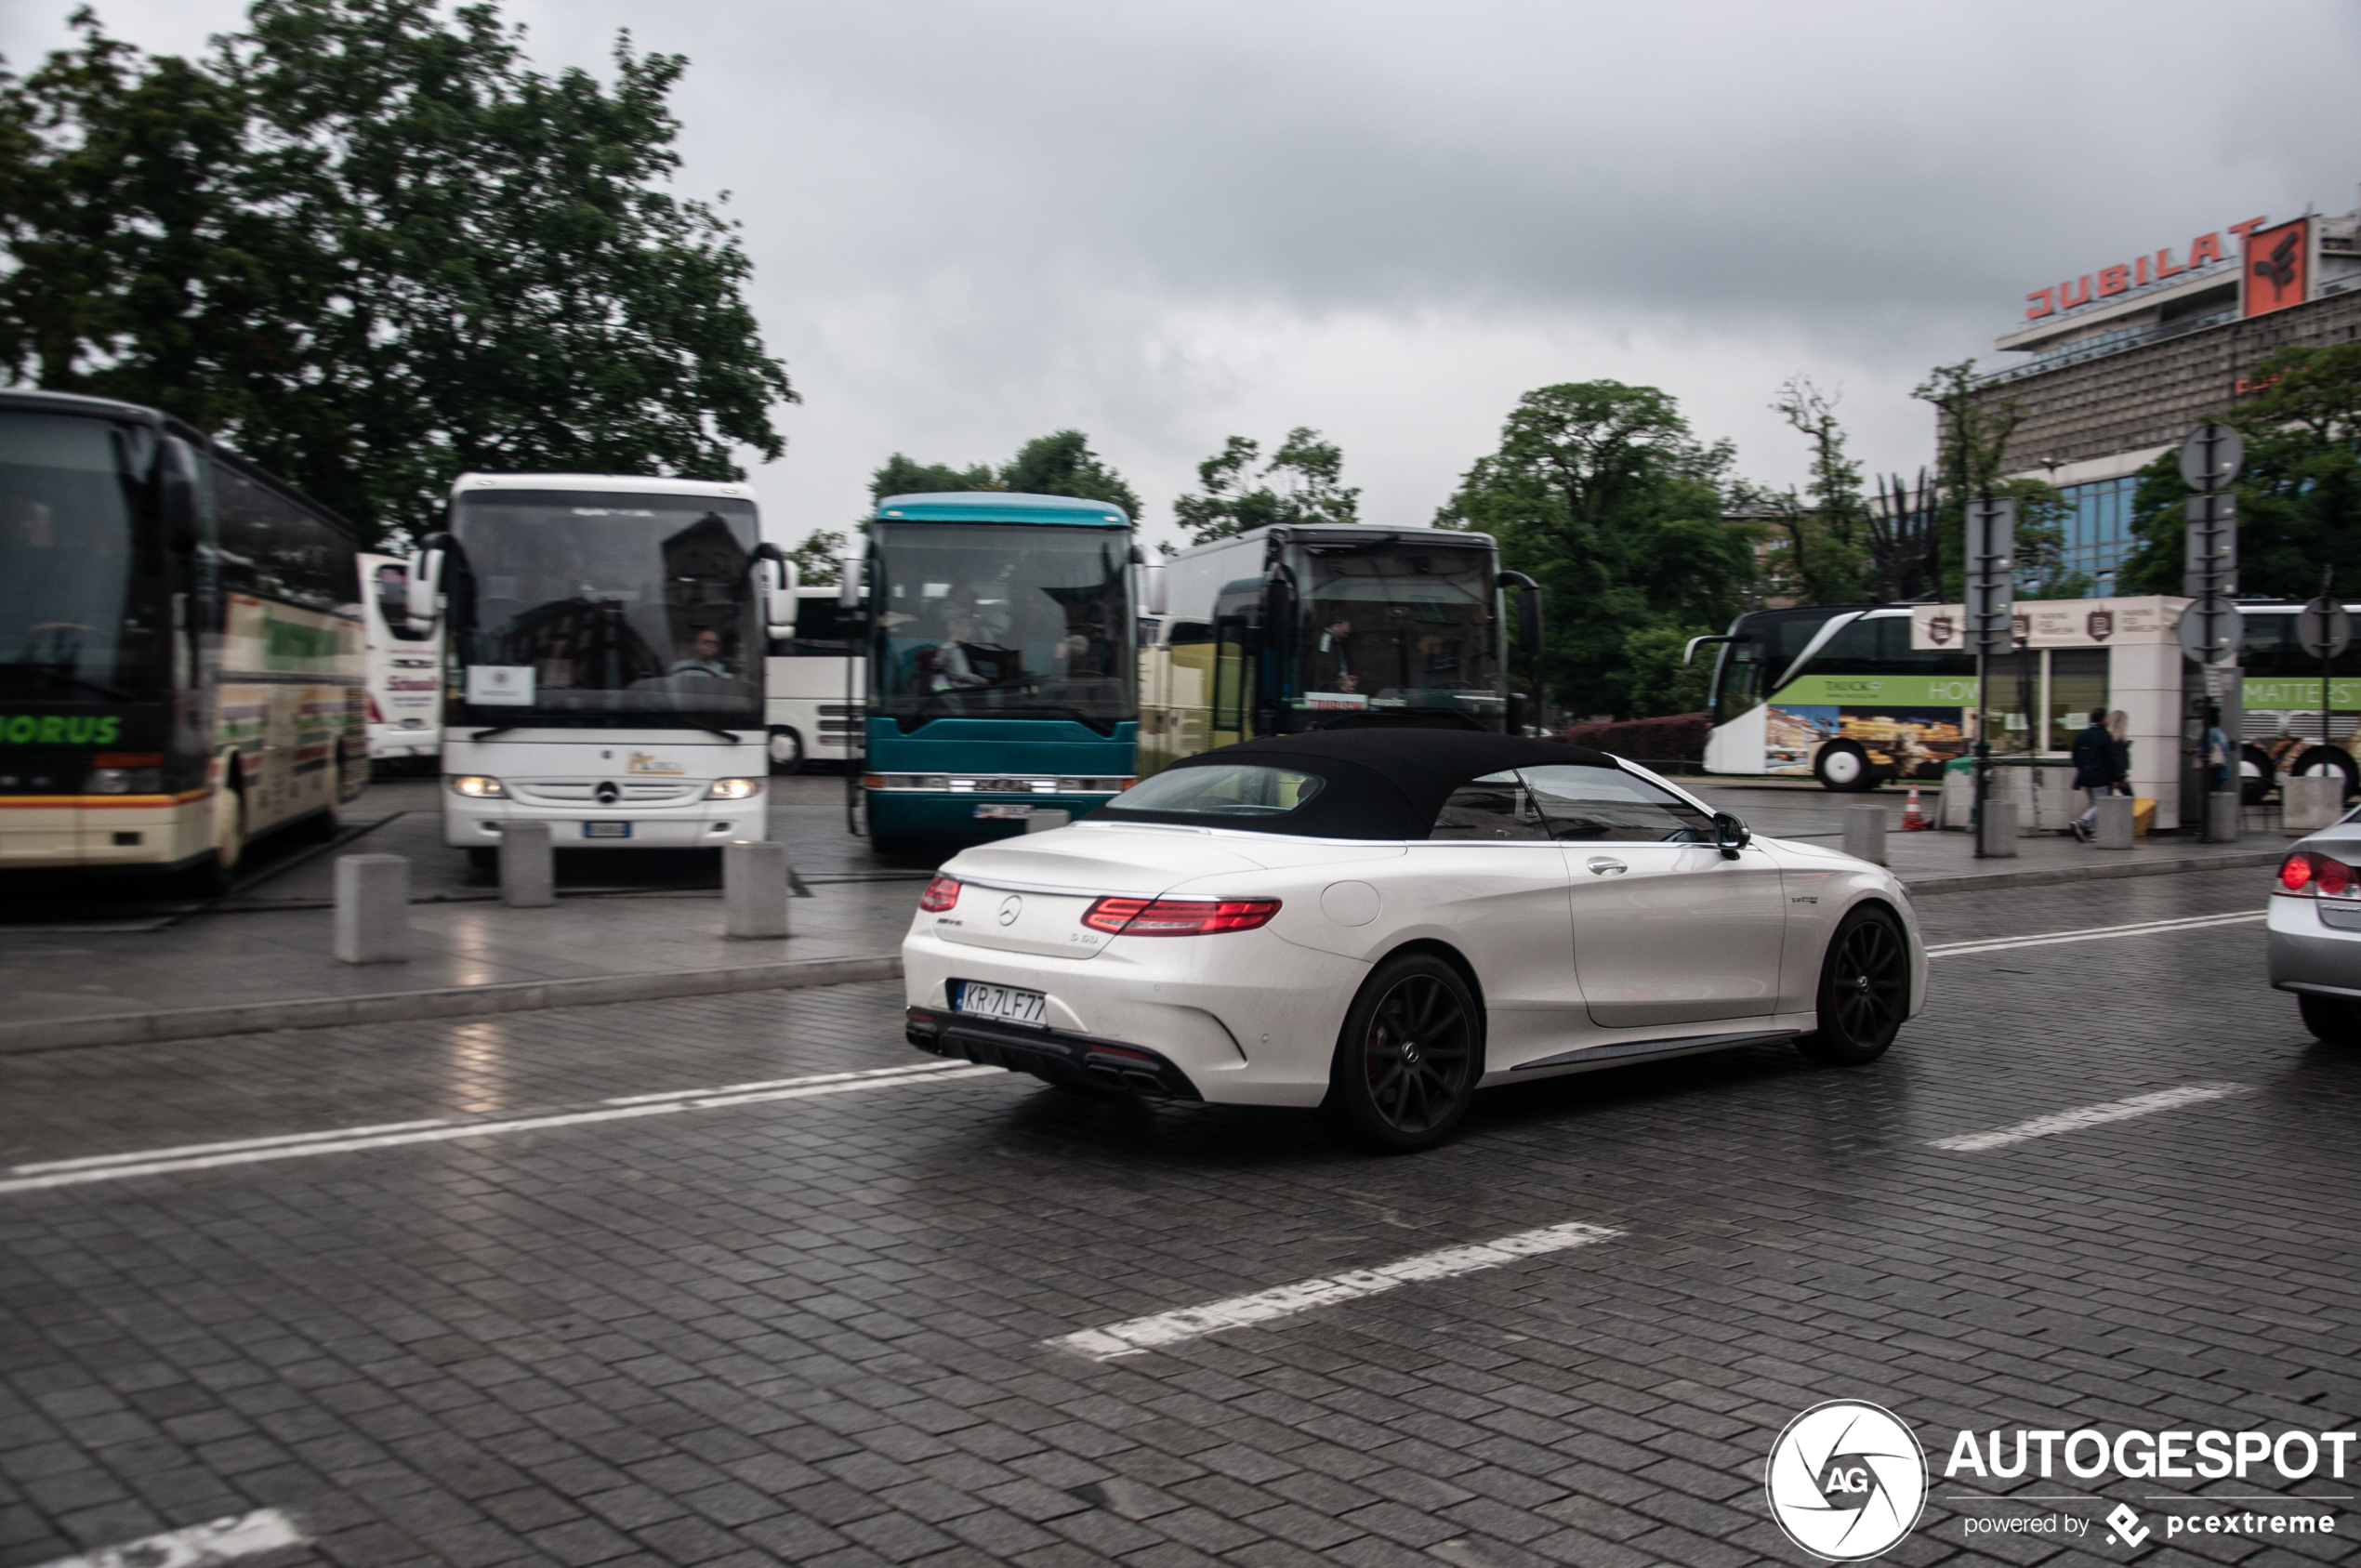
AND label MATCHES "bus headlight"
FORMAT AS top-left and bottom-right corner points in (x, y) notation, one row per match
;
(706, 777), (763, 800)
(450, 775), (506, 797)
(86, 768), (162, 794)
